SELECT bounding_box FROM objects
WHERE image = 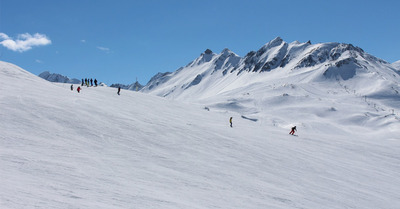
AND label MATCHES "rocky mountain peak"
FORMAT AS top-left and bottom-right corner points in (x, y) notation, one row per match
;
(259, 37), (284, 52)
(204, 49), (213, 54)
(221, 48), (233, 55)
